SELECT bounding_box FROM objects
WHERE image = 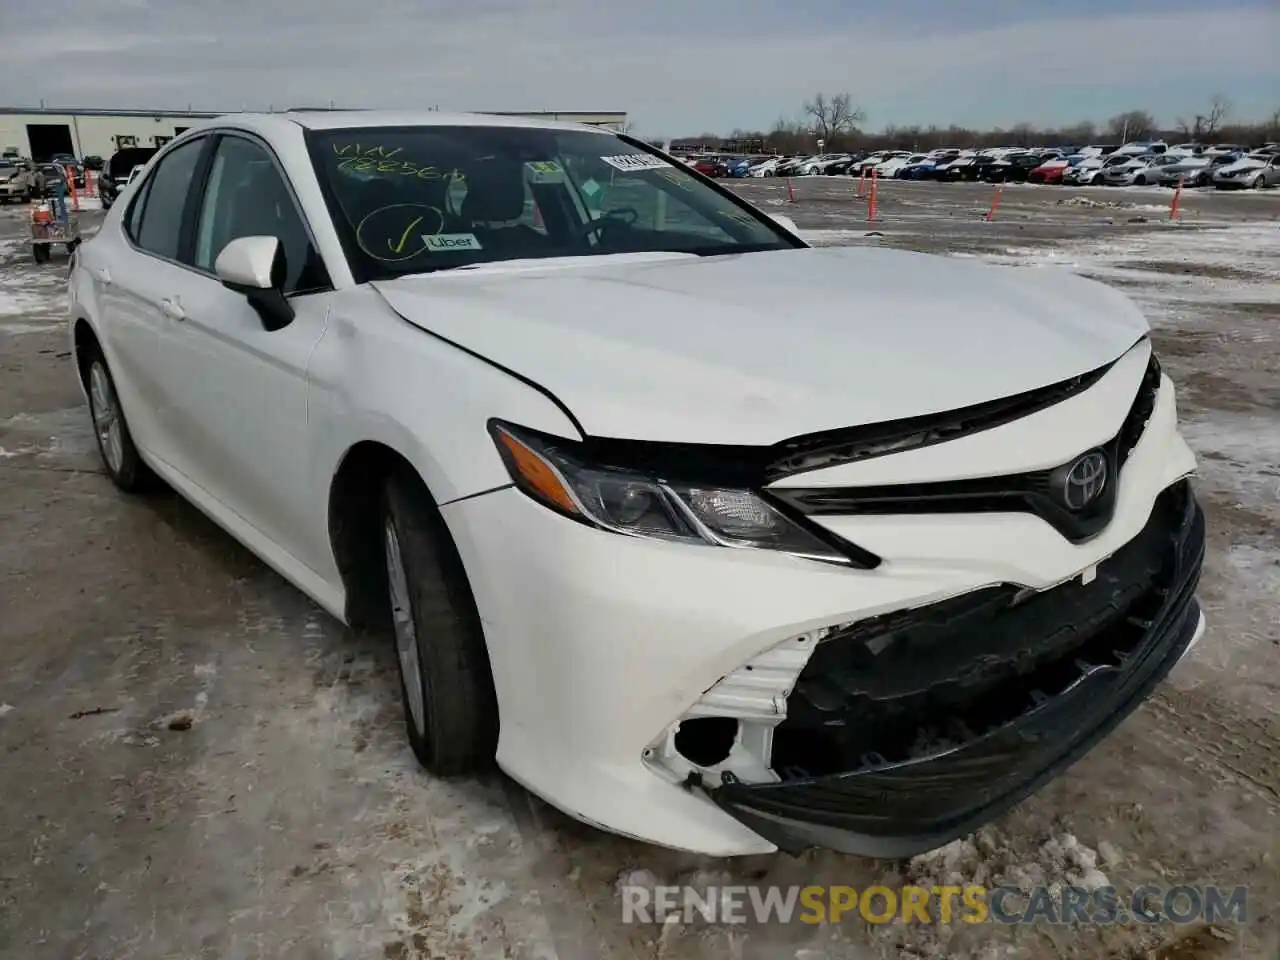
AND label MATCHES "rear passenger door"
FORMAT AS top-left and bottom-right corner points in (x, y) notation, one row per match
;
(98, 135), (208, 465)
(154, 131), (337, 572)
